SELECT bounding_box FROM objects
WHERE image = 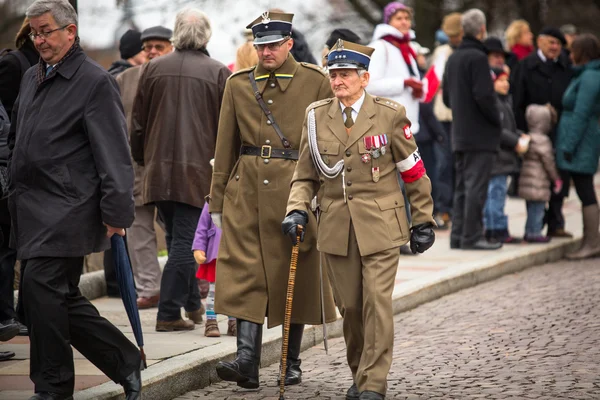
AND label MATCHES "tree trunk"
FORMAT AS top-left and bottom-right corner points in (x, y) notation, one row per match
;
(413, 0), (444, 49)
